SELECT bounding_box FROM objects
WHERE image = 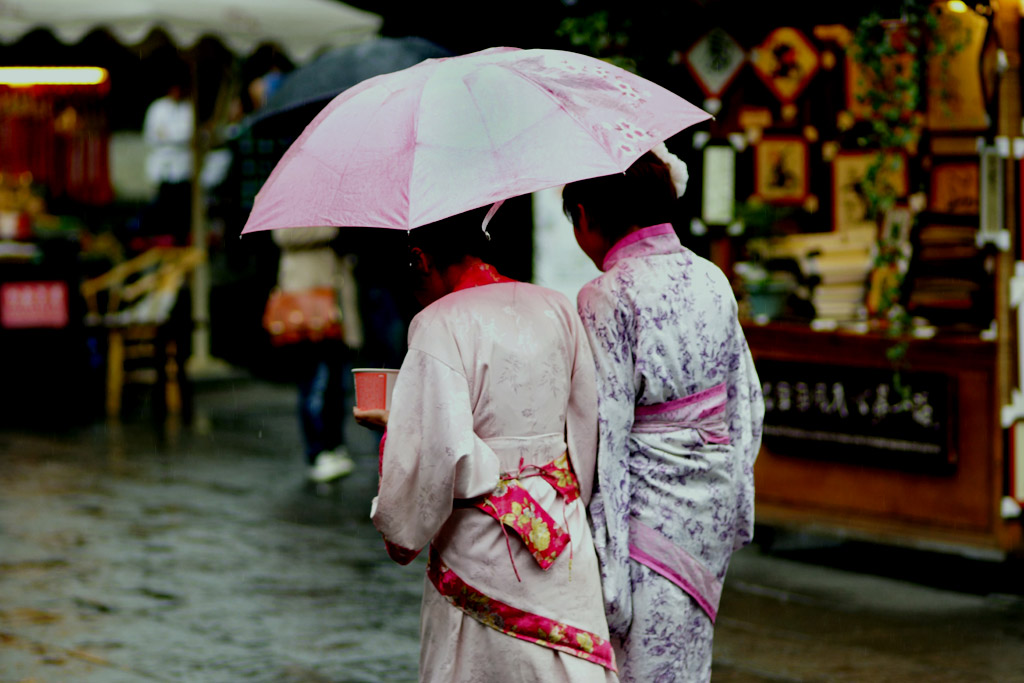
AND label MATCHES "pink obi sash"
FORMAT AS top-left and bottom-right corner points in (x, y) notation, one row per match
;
(633, 382), (731, 445)
(628, 519), (723, 622)
(473, 452), (579, 572)
(427, 545), (617, 672)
